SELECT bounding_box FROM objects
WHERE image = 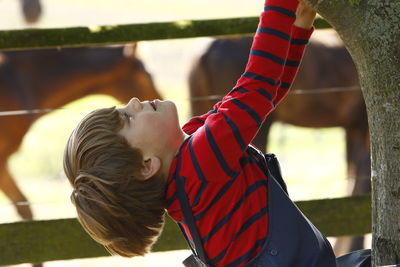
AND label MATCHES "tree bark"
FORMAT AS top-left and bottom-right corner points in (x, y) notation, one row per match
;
(304, 0), (400, 265)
